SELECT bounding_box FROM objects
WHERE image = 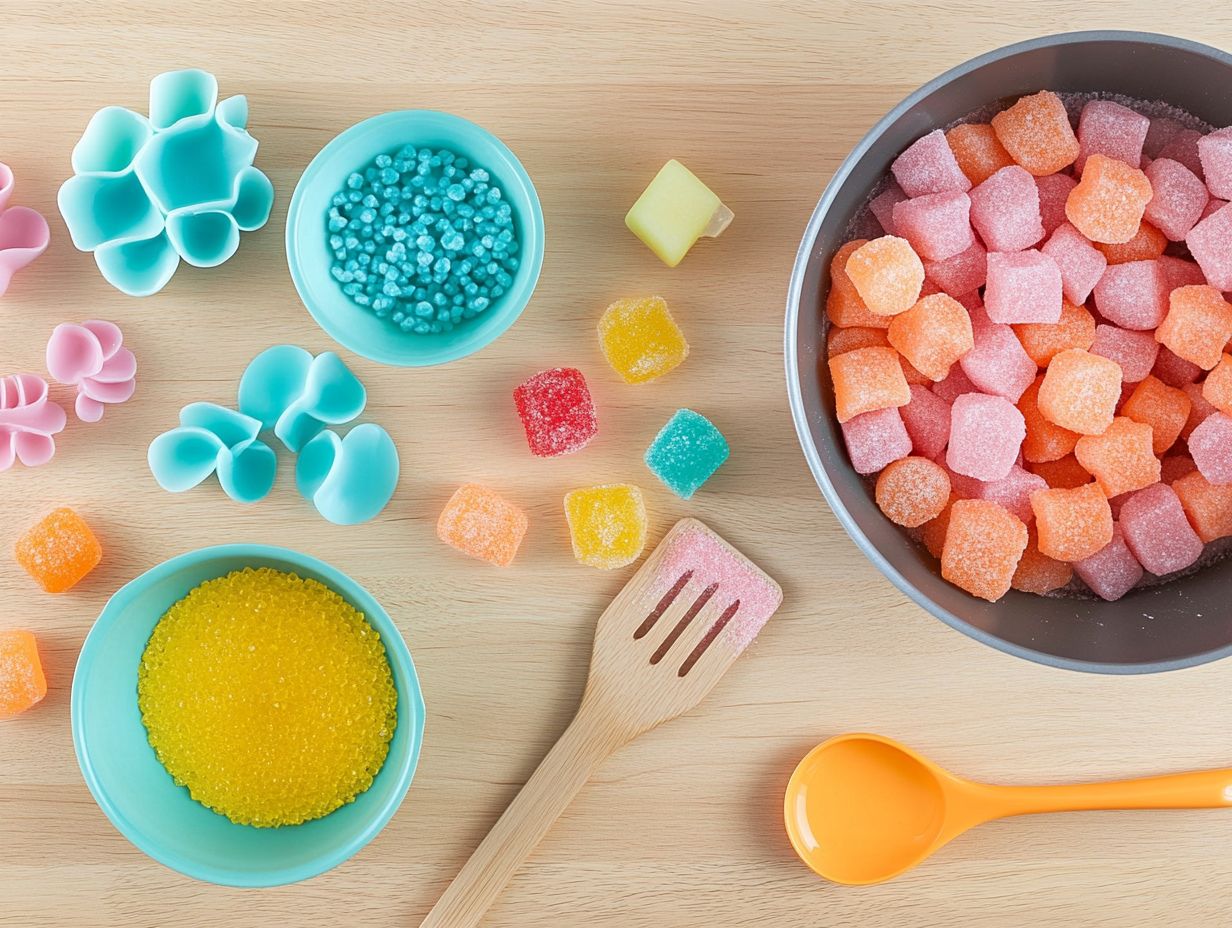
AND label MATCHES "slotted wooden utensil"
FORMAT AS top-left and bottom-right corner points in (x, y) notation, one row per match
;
(420, 518), (782, 928)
